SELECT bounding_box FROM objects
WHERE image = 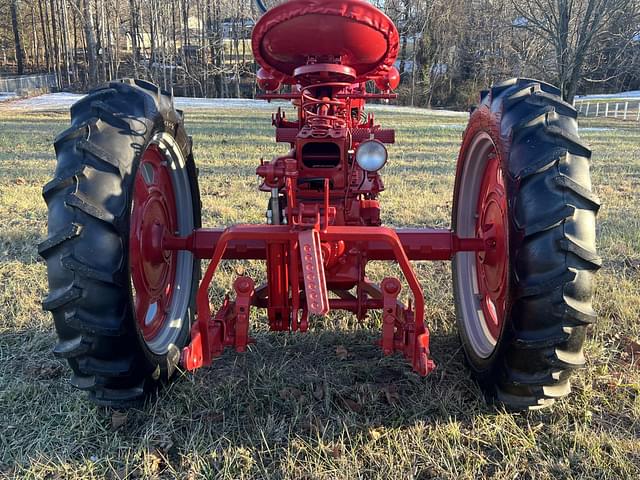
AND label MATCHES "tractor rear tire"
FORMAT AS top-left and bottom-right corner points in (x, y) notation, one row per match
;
(39, 79), (201, 407)
(452, 78), (600, 410)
